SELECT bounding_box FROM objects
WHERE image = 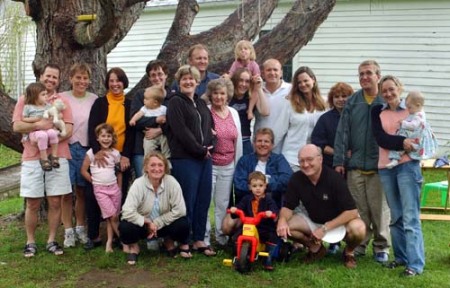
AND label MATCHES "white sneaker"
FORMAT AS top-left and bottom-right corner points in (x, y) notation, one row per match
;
(64, 230), (76, 248)
(75, 226), (89, 244)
